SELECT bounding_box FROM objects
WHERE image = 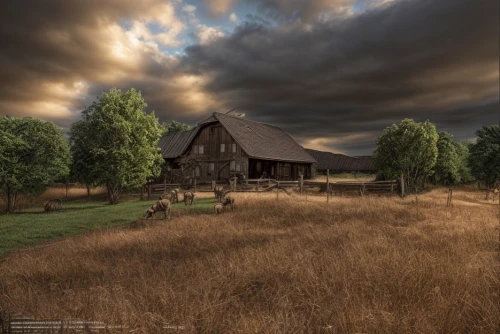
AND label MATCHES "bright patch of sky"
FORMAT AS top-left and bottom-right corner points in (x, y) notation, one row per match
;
(119, 0), (397, 56)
